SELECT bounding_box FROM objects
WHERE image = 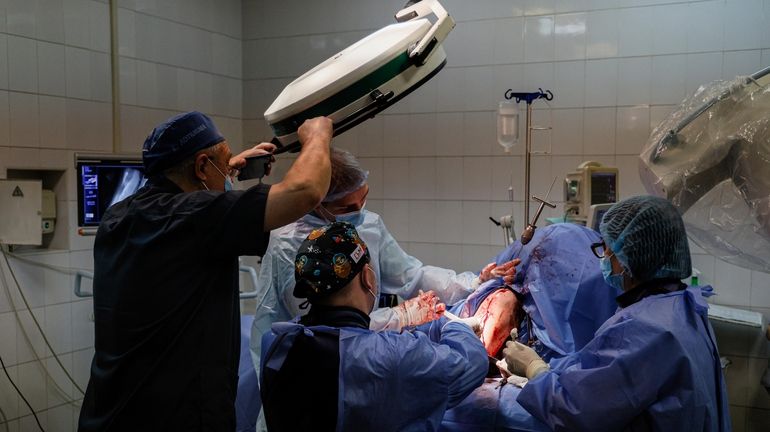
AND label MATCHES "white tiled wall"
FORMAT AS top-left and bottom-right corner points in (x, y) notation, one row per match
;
(0, 0), (242, 430)
(117, 0), (244, 154)
(243, 0), (770, 429)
